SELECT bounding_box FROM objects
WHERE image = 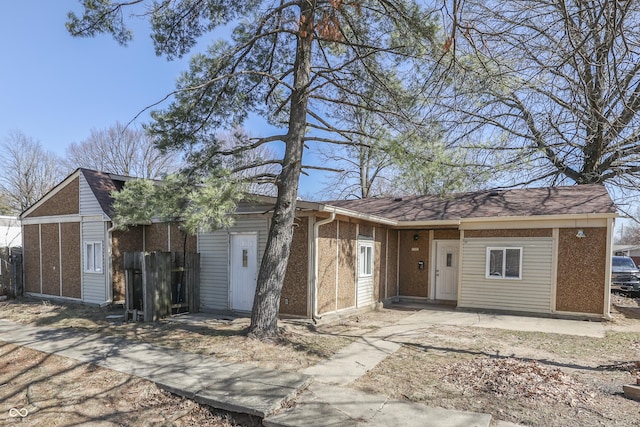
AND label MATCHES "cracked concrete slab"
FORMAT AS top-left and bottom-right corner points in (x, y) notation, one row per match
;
(303, 338), (400, 385)
(264, 383), (492, 427)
